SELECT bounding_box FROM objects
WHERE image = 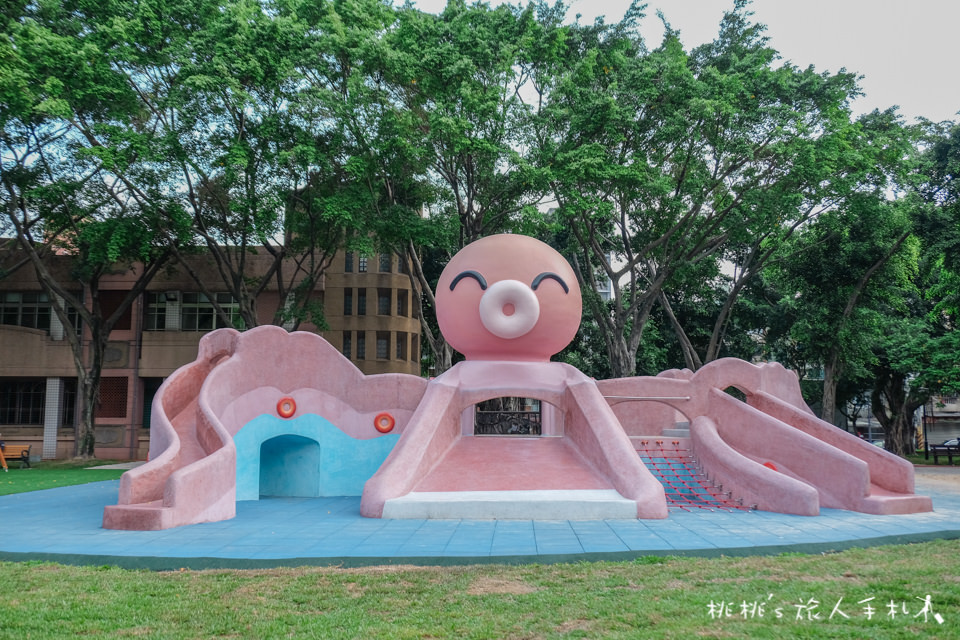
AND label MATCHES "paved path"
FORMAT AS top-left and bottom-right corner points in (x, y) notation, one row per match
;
(1, 474), (957, 569)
